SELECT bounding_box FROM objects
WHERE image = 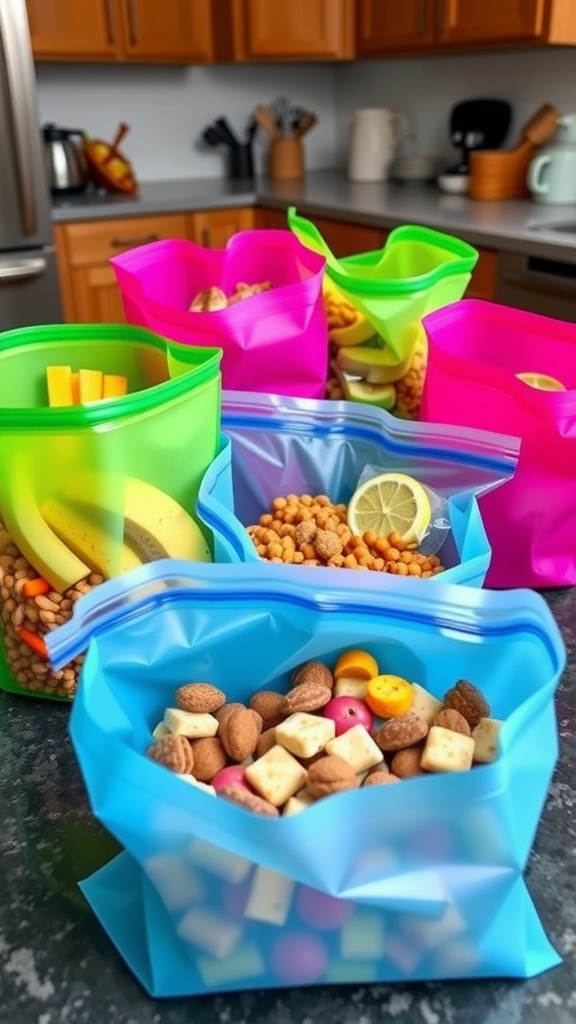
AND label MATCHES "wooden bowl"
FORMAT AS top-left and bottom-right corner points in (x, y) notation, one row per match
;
(84, 122), (138, 195)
